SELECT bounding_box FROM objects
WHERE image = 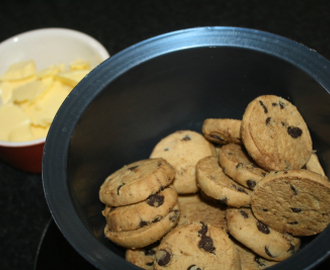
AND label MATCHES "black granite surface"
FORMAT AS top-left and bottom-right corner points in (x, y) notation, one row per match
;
(1, 0), (330, 269)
